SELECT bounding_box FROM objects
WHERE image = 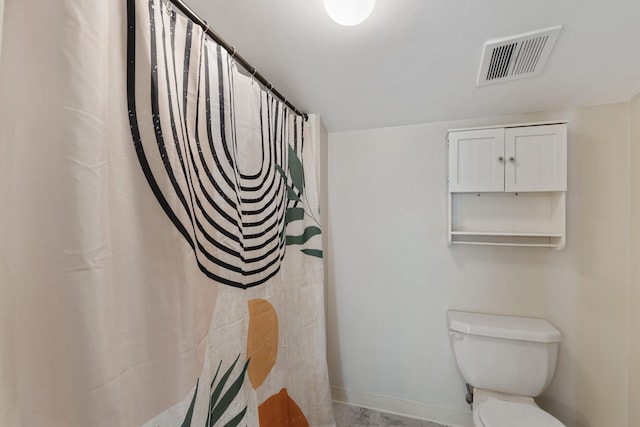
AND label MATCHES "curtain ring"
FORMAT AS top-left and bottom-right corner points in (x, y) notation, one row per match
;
(230, 46), (237, 59)
(250, 67), (257, 85)
(166, 0), (173, 15)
